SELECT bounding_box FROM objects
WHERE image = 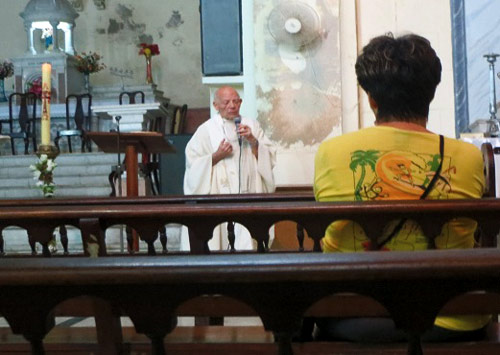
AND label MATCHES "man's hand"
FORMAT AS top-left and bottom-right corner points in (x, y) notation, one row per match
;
(237, 124), (259, 157)
(212, 139), (233, 166)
